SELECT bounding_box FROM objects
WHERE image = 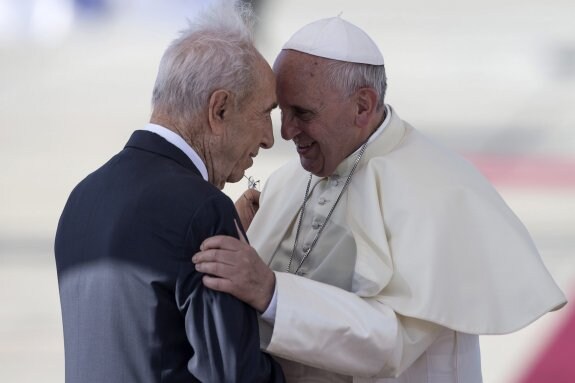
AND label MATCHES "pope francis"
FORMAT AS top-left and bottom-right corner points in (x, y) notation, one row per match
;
(192, 16), (567, 383)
